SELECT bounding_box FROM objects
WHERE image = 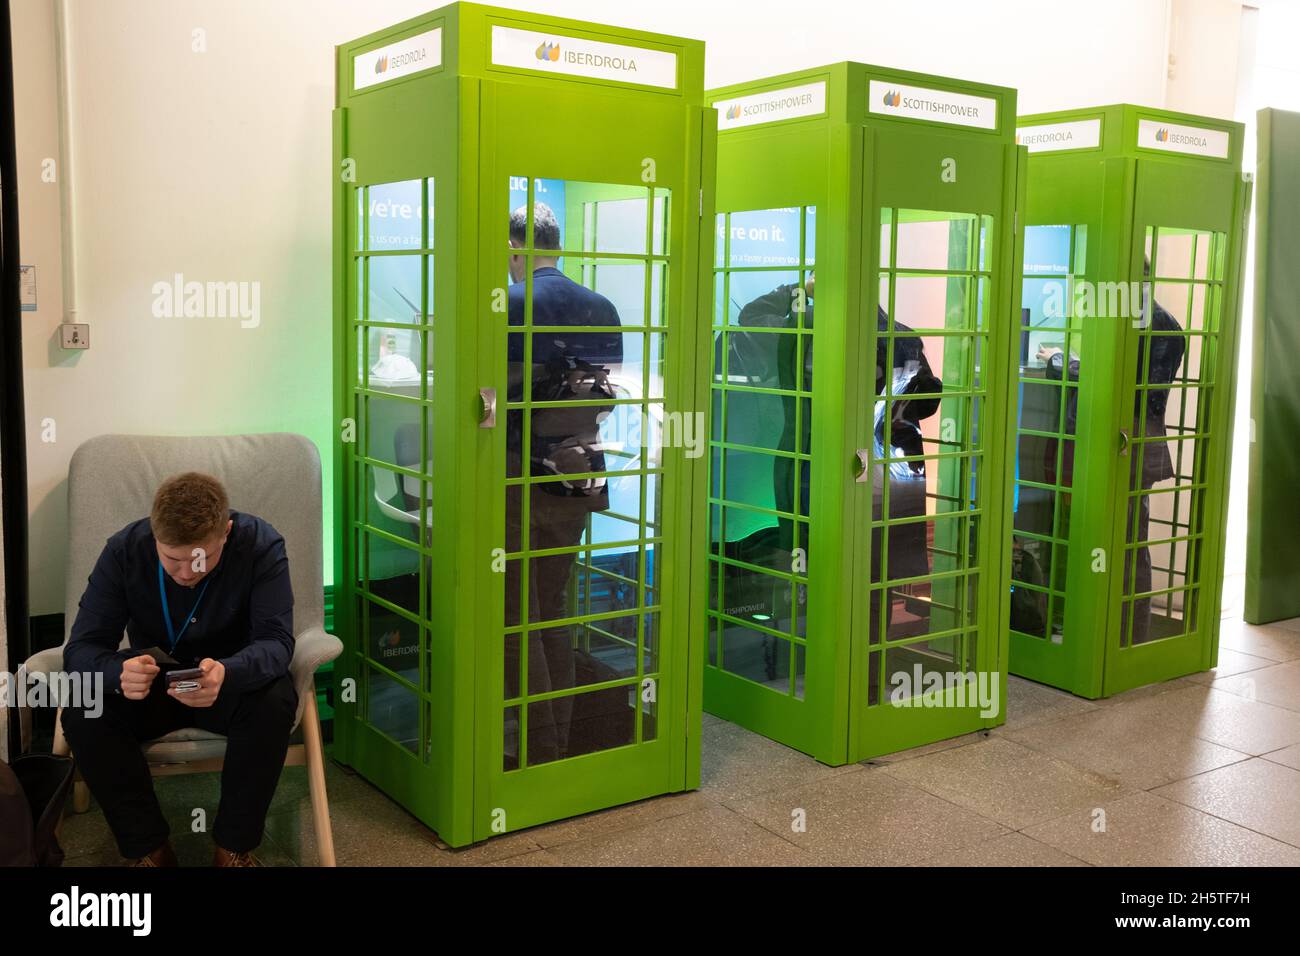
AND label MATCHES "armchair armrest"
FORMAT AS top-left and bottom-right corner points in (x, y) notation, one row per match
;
(288, 626), (344, 731)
